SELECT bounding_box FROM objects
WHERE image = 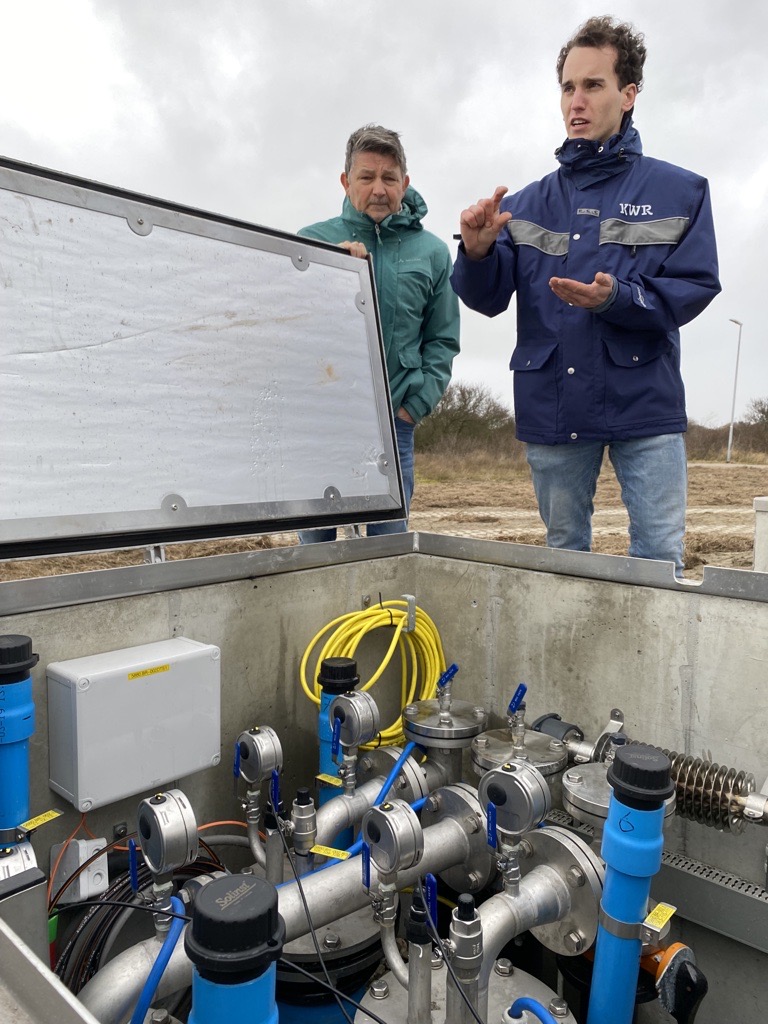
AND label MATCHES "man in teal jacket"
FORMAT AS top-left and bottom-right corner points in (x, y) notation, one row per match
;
(298, 124), (460, 541)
